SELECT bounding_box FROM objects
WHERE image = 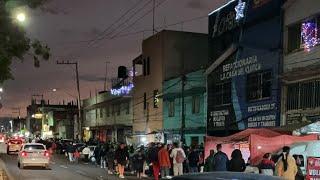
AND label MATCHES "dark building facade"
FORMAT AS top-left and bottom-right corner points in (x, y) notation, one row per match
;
(206, 0), (284, 136)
